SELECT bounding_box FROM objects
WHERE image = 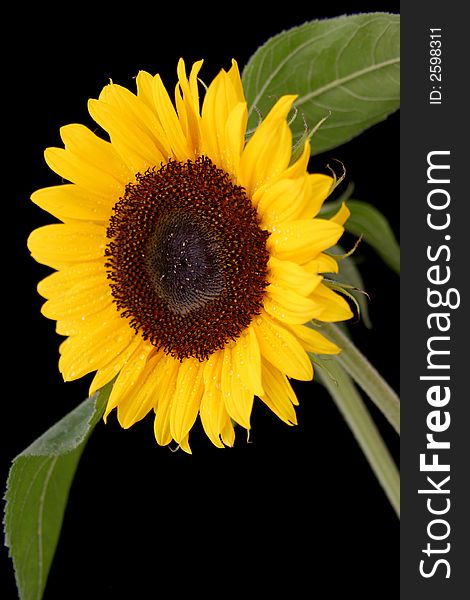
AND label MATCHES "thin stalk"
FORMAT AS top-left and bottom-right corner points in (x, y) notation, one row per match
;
(319, 323), (400, 434)
(317, 359), (400, 517)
